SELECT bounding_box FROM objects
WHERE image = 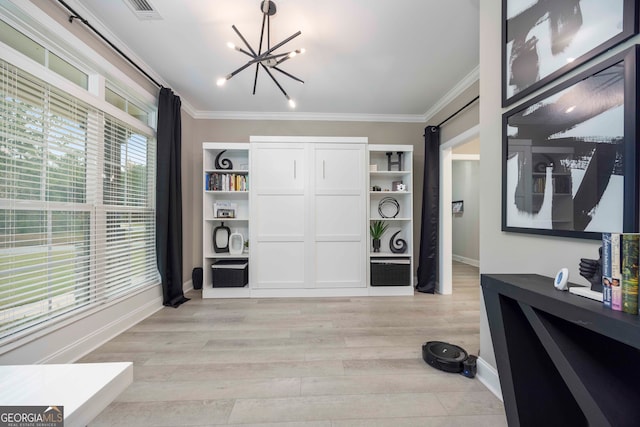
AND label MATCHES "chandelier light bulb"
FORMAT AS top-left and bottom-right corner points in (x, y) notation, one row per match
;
(216, 77), (227, 86)
(227, 42), (236, 50)
(289, 51), (297, 58)
(288, 98), (296, 108)
(300, 48), (306, 54)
